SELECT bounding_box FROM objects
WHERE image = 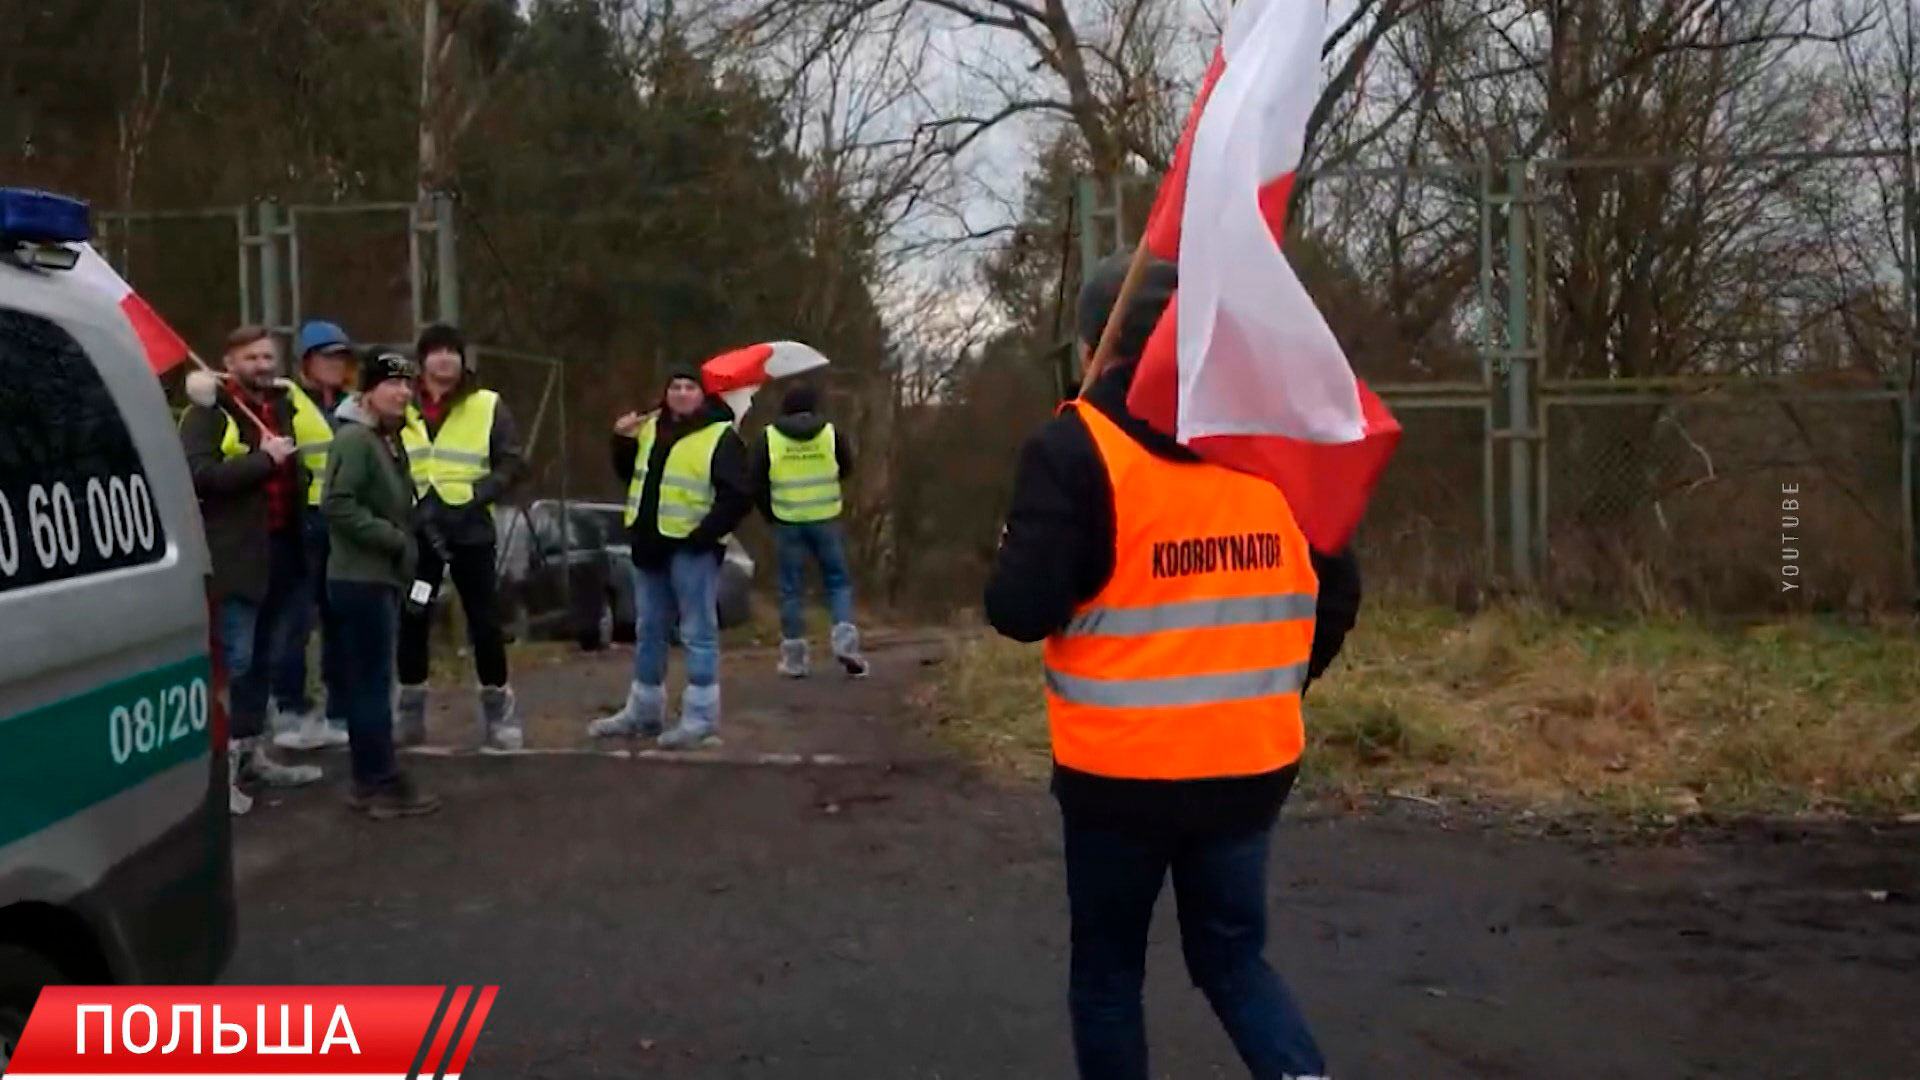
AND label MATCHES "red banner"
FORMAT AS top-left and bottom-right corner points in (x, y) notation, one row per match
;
(5, 986), (497, 1078)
